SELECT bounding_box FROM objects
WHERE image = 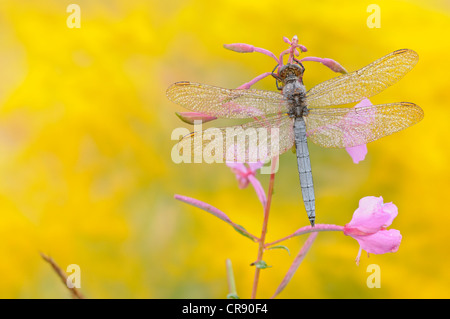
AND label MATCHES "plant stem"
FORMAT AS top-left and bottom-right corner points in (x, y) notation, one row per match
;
(226, 259), (239, 298)
(40, 252), (85, 299)
(251, 156), (278, 299)
(265, 224), (344, 248)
